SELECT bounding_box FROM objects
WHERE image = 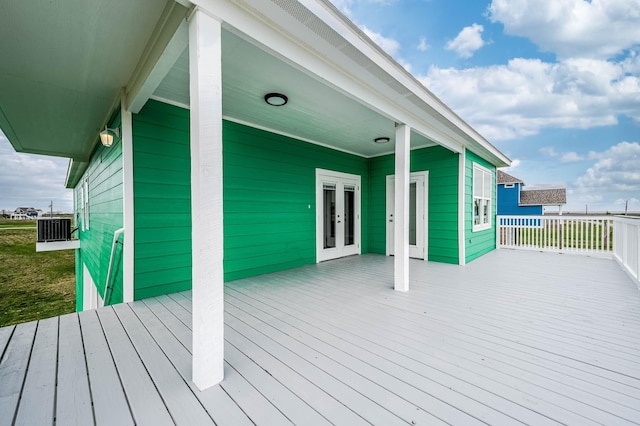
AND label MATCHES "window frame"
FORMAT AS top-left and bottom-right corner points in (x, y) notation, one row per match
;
(83, 176), (90, 231)
(472, 163), (493, 232)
